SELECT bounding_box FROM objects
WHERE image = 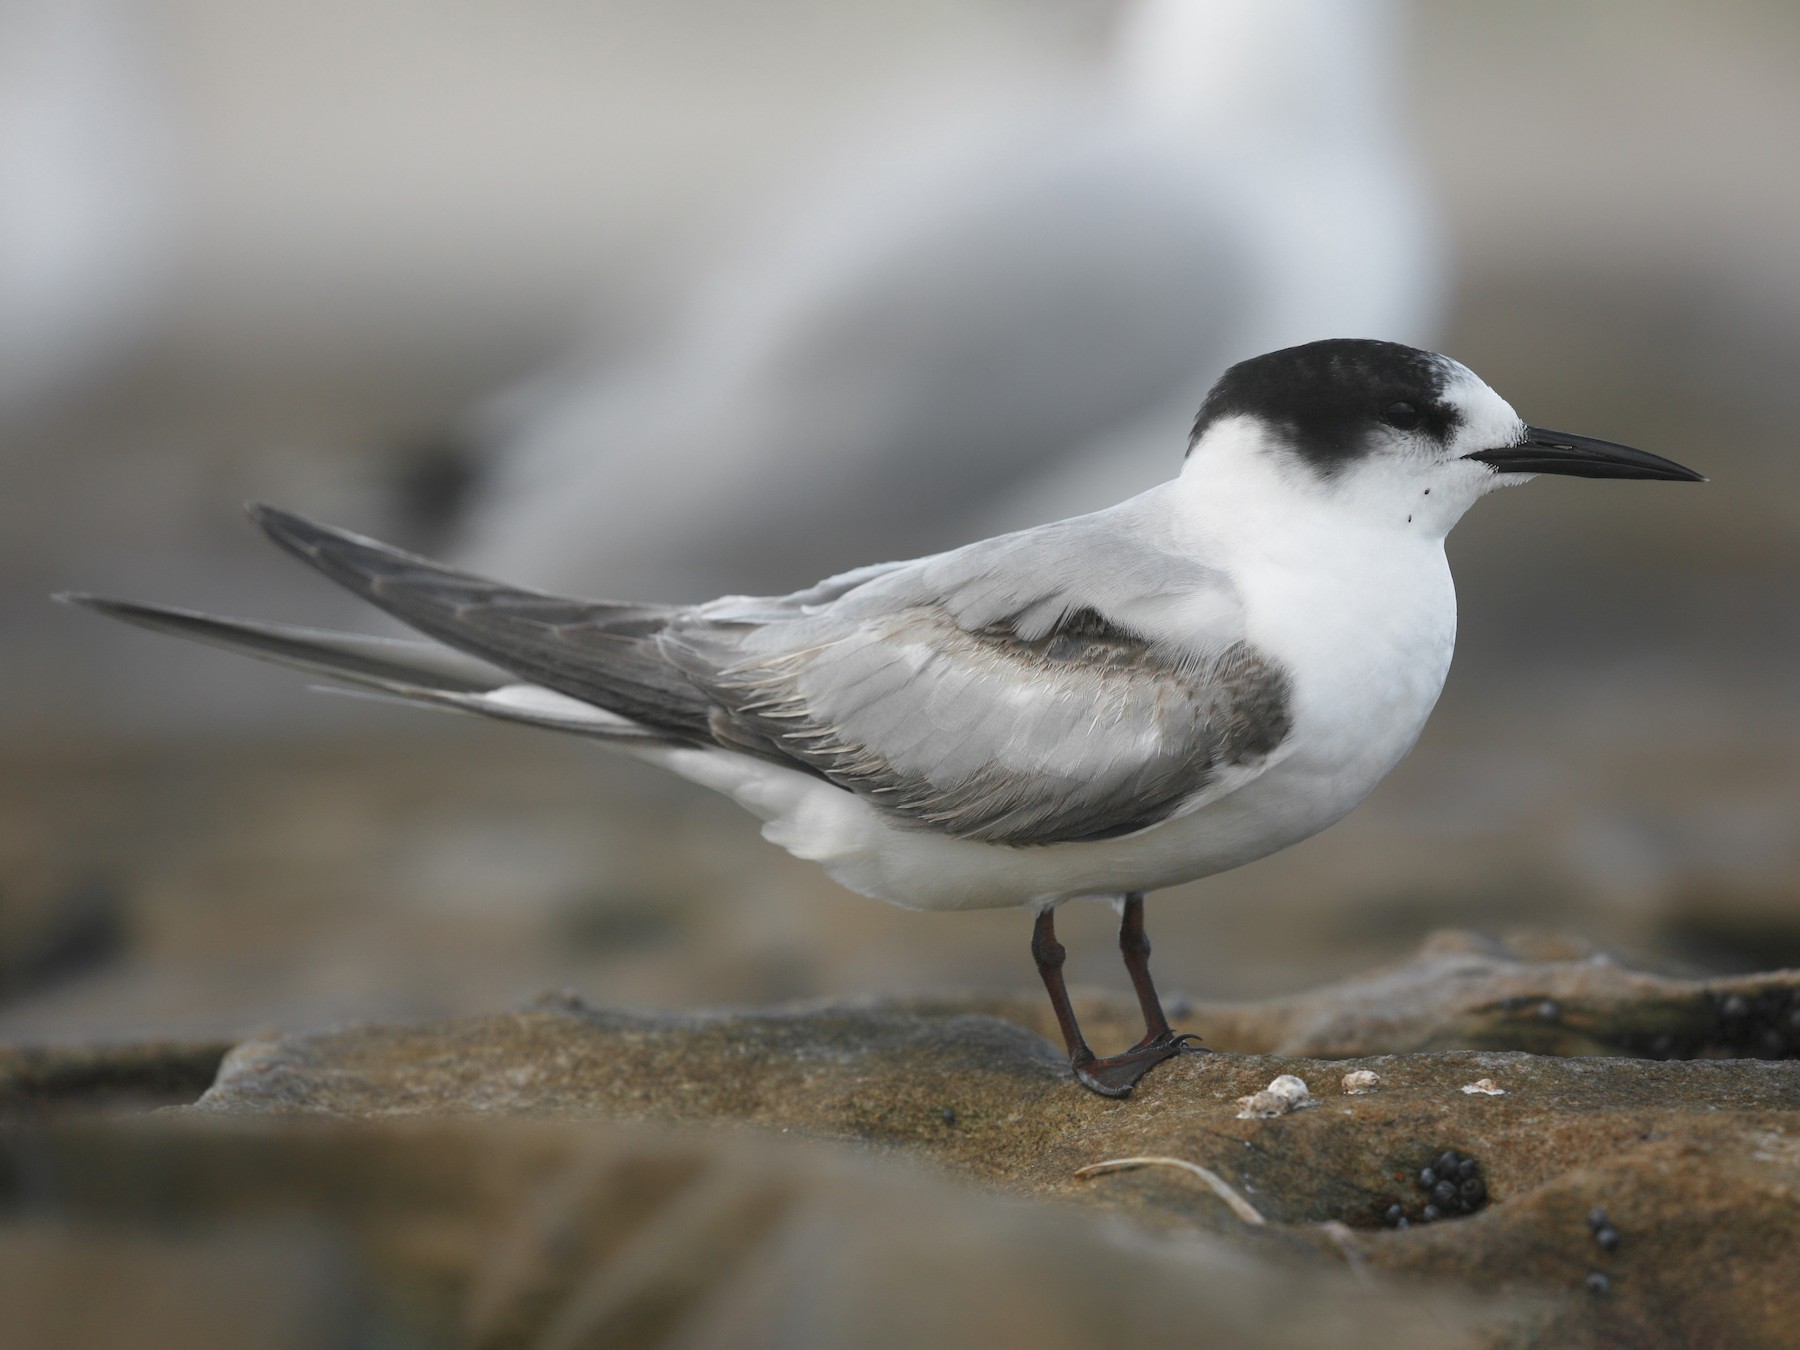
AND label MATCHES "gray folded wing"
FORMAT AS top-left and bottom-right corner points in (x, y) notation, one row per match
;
(666, 507), (1294, 846)
(224, 504), (1291, 848)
